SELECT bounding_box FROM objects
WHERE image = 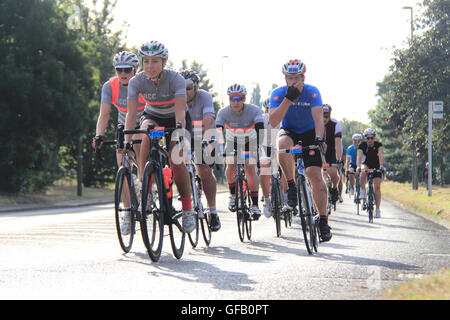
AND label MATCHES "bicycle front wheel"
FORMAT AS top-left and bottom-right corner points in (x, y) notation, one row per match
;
(197, 178), (212, 246)
(271, 177), (282, 237)
(187, 172), (199, 248)
(114, 167), (136, 253)
(235, 178), (245, 242)
(244, 179), (252, 241)
(368, 184), (374, 223)
(140, 162), (164, 262)
(298, 175), (313, 255)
